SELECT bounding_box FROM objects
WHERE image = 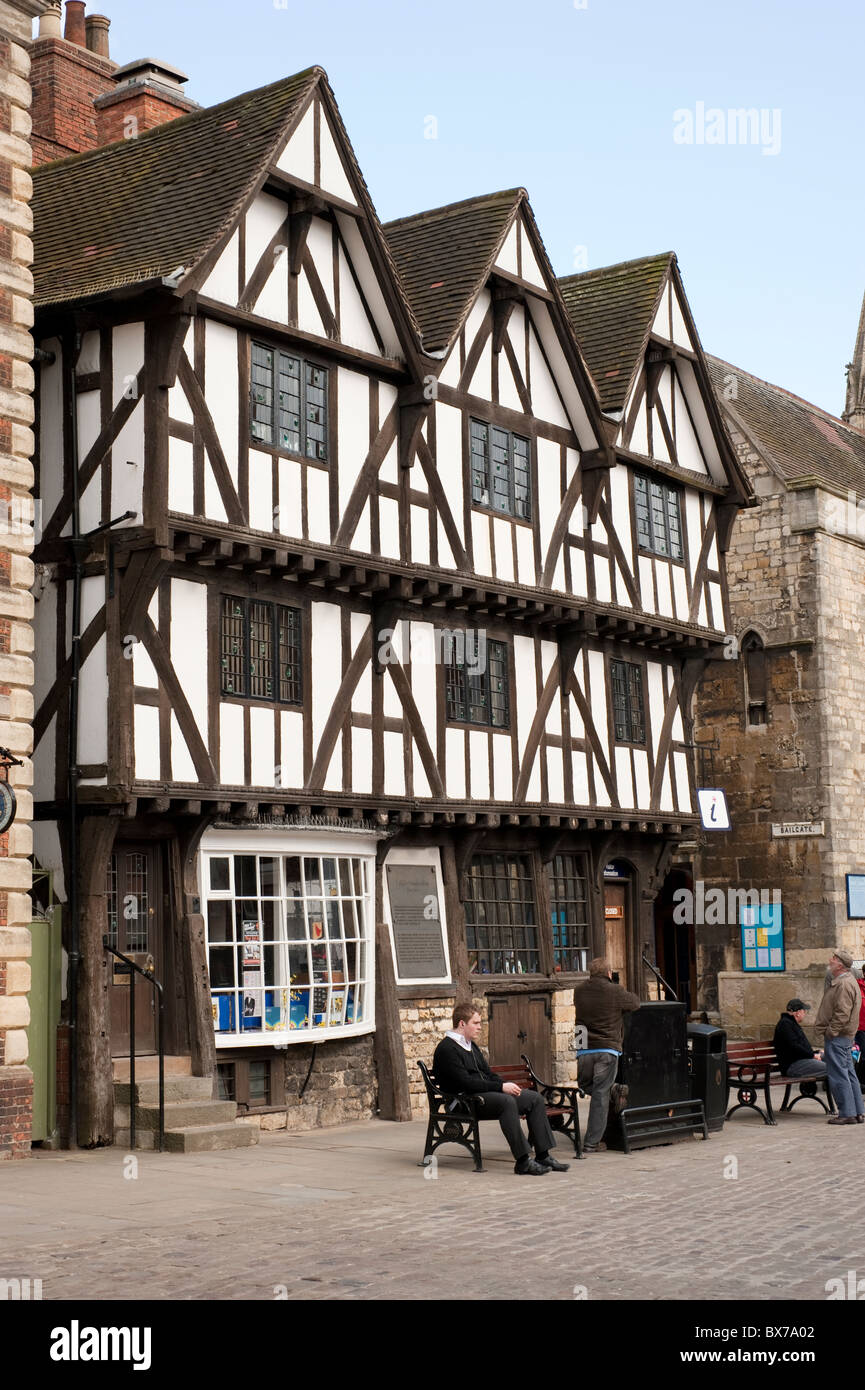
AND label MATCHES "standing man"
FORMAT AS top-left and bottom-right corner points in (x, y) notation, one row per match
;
(773, 1000), (827, 1078)
(816, 950), (865, 1125)
(432, 1003), (568, 1175)
(574, 958), (640, 1153)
